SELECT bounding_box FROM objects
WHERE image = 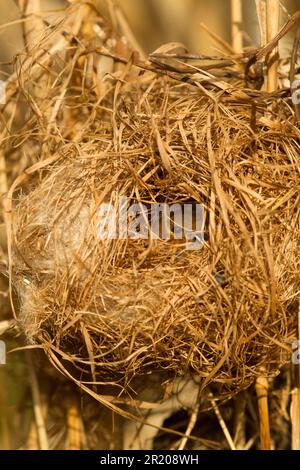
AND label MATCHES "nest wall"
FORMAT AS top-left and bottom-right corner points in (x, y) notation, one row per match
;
(4, 5), (300, 400)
